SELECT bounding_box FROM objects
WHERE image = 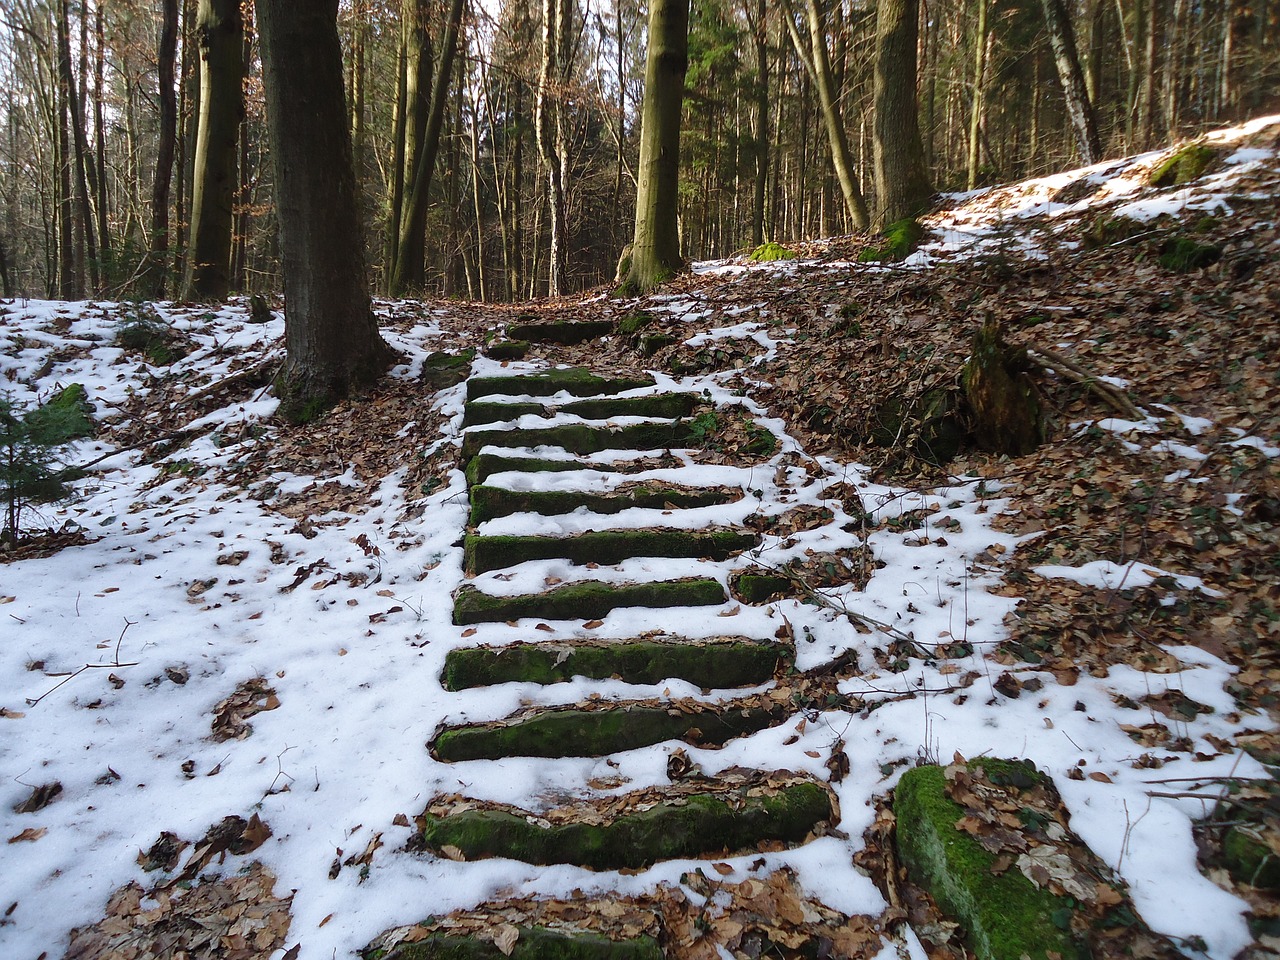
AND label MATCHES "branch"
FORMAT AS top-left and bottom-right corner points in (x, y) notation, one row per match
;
(1027, 345), (1145, 420)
